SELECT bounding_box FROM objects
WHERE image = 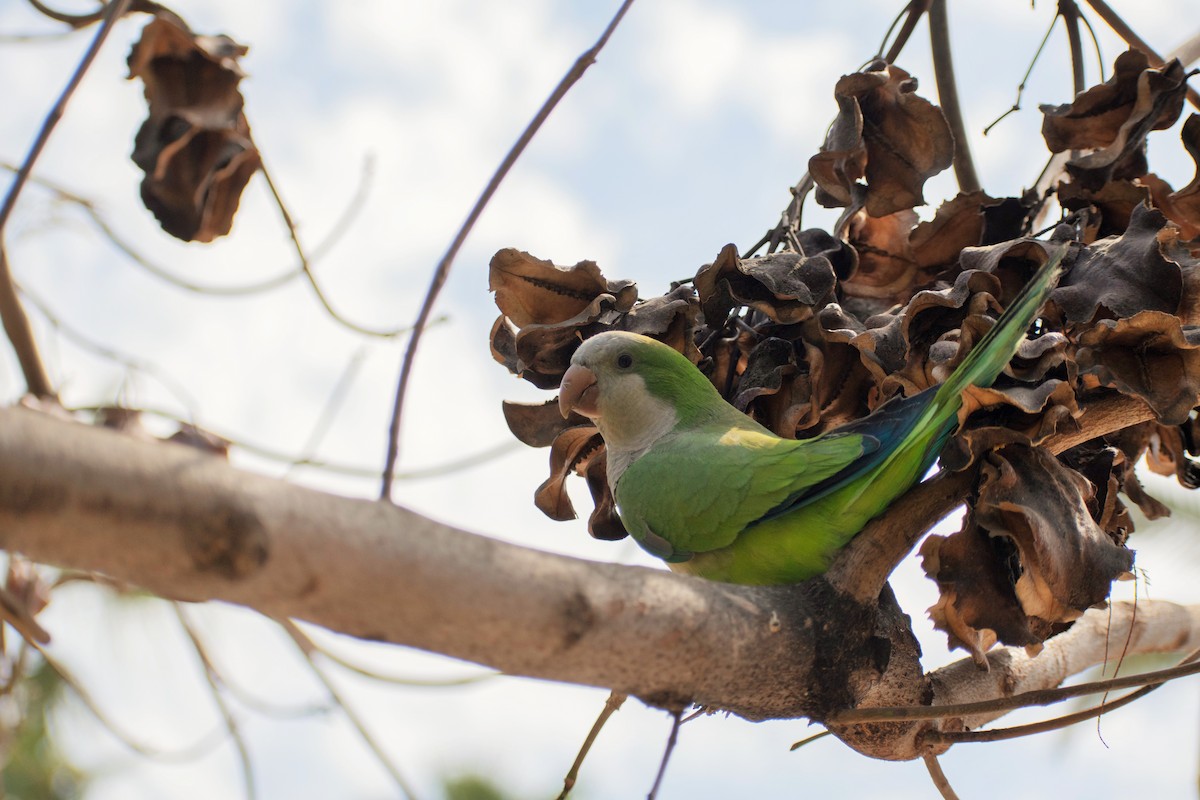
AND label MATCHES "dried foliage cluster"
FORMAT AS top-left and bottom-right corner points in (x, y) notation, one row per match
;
(492, 52), (1200, 662)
